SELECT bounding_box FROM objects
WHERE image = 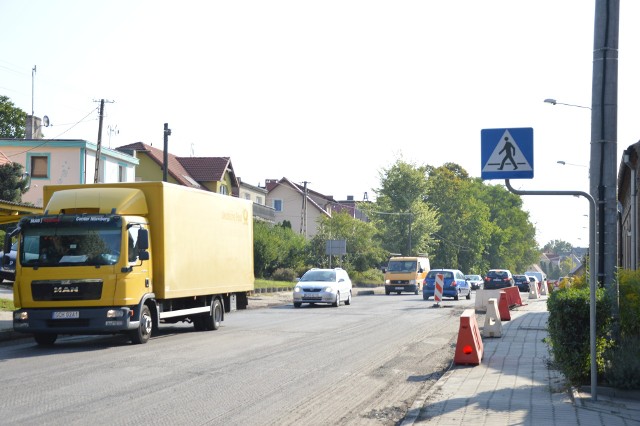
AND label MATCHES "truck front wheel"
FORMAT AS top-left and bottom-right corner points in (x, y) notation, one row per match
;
(131, 304), (153, 344)
(34, 333), (57, 346)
